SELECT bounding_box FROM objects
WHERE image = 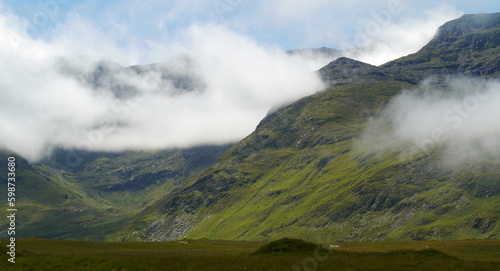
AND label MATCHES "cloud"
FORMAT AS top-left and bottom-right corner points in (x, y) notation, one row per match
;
(251, 1), (463, 57)
(5, 1), (473, 65)
(0, 1), (490, 163)
(0, 8), (325, 162)
(359, 77), (500, 165)
(344, 5), (463, 65)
